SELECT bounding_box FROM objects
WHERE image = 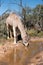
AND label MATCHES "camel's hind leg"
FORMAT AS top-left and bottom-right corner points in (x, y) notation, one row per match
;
(9, 26), (13, 39)
(6, 24), (10, 39)
(13, 26), (17, 44)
